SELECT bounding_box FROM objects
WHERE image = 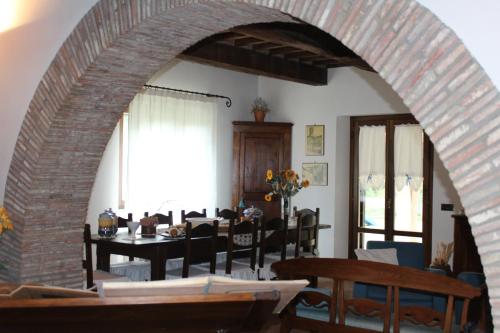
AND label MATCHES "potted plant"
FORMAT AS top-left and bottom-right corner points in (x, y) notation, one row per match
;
(251, 97), (269, 123)
(431, 241), (454, 275)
